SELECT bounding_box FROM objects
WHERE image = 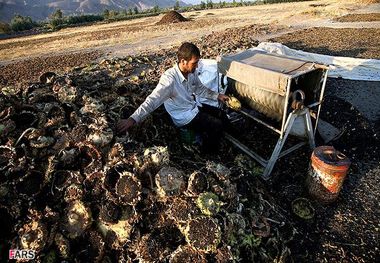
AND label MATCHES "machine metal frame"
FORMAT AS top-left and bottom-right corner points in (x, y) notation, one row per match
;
(221, 60), (329, 179)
